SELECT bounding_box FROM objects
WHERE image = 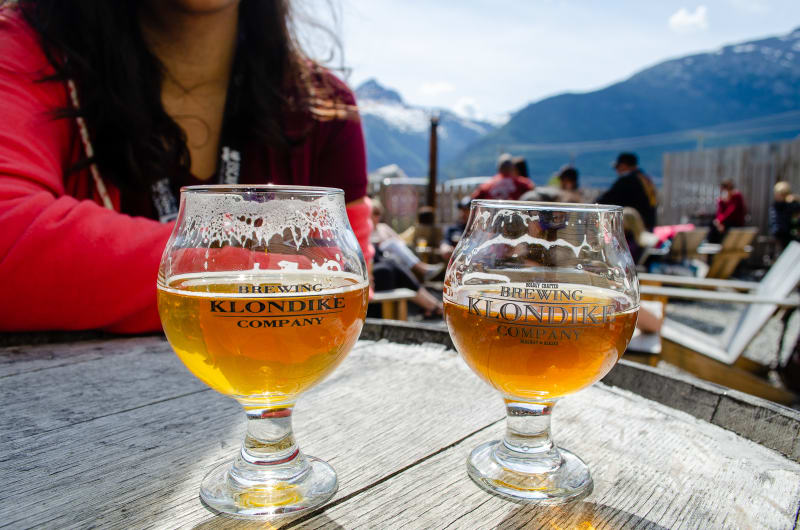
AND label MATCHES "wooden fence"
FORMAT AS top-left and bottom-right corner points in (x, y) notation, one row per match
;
(661, 137), (800, 234)
(368, 177), (490, 231)
(369, 176), (603, 232)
